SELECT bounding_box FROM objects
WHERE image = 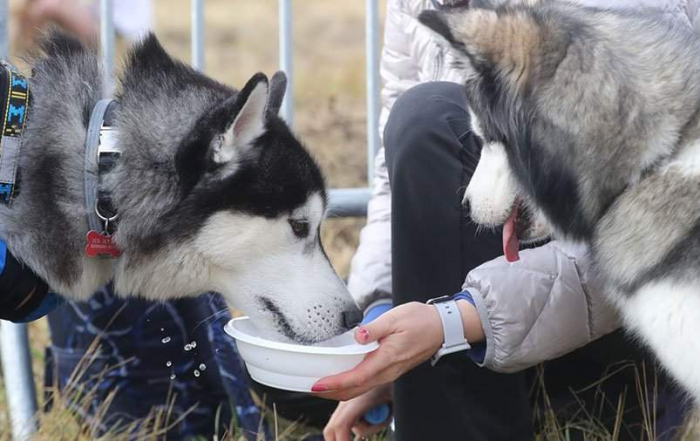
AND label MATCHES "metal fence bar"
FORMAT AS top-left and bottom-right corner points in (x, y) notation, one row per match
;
(278, 0), (294, 126)
(365, 0), (381, 185)
(191, 0), (205, 71)
(328, 188), (371, 218)
(276, 0), (377, 216)
(1, 322), (38, 441)
(100, 0), (115, 95)
(0, 2), (40, 439)
(0, 0), (7, 61)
